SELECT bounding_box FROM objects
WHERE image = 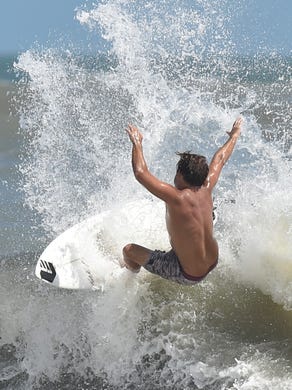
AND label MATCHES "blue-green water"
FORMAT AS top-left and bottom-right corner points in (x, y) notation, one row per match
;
(0, 56), (18, 83)
(0, 0), (291, 389)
